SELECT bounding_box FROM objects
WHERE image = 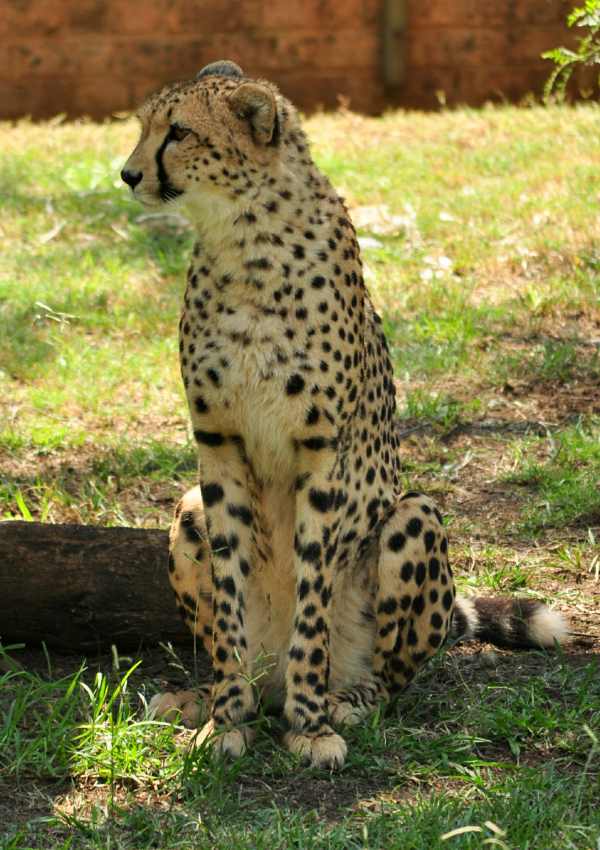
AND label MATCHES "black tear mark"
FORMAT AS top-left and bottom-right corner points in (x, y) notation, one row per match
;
(156, 128), (184, 202)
